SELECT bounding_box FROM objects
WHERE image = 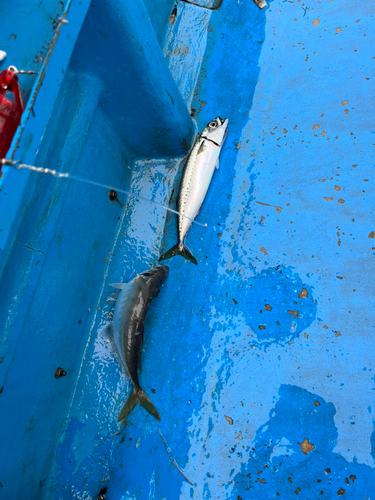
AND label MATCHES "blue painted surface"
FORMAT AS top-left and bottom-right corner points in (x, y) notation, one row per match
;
(0, 0), (374, 499)
(0, 0), (91, 278)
